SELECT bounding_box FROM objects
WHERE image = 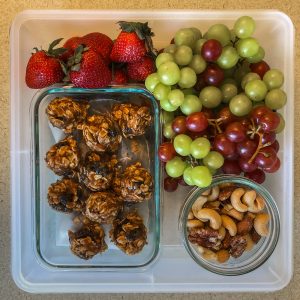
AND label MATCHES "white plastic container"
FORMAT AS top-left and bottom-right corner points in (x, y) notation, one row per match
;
(10, 9), (294, 293)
